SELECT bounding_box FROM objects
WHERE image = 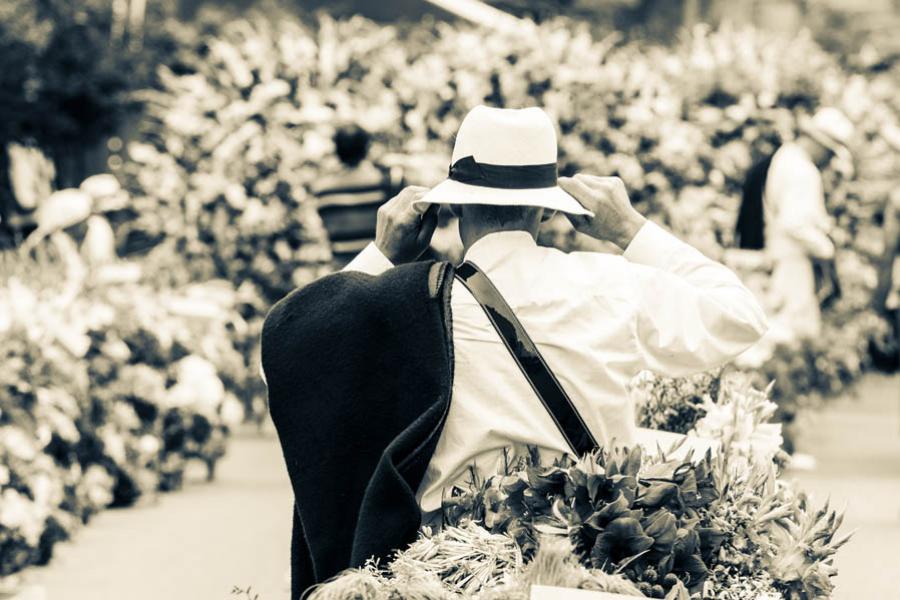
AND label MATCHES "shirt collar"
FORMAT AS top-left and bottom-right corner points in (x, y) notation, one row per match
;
(462, 231), (539, 272)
